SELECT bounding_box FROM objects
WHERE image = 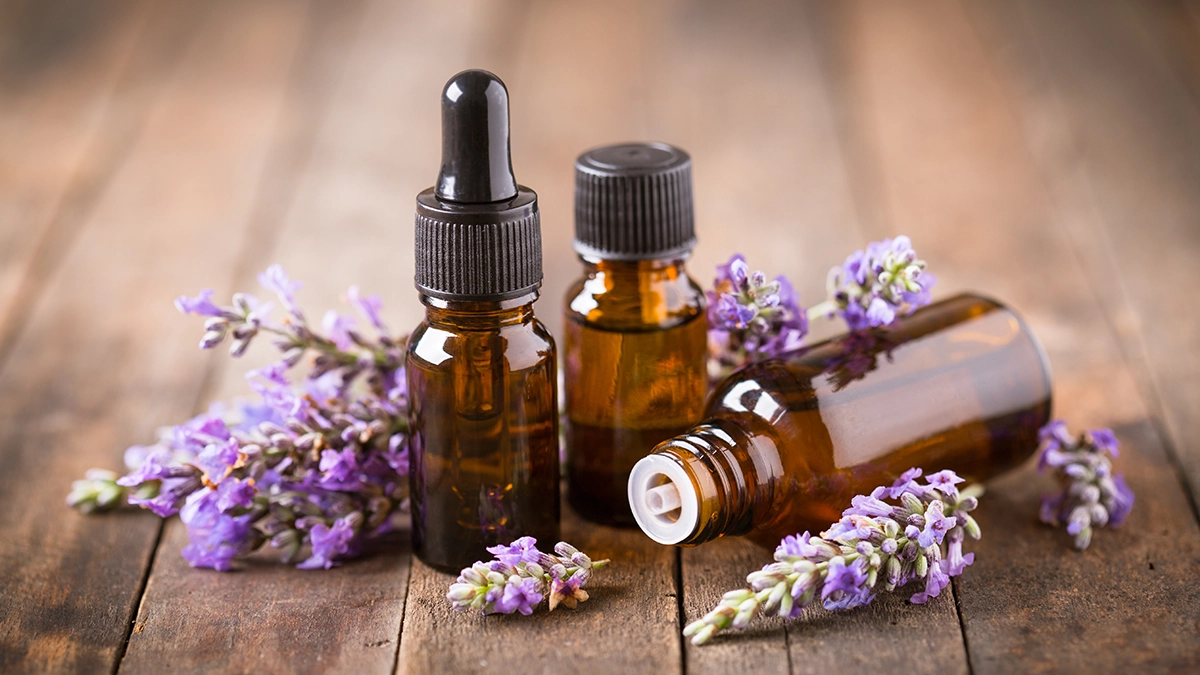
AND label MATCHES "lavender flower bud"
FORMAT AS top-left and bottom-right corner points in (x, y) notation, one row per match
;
(964, 515), (981, 540)
(915, 553), (929, 578)
(229, 338), (251, 358)
(282, 347), (305, 367)
(554, 542), (580, 558)
(200, 331), (226, 350)
(900, 492), (924, 514)
(885, 557), (902, 587)
(232, 293), (253, 314)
